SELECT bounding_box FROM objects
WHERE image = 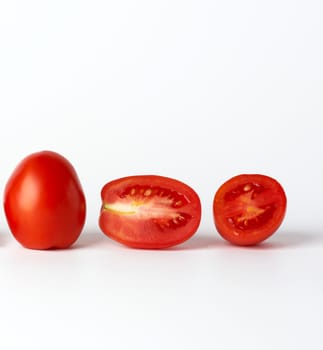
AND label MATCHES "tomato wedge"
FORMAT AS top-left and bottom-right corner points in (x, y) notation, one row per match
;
(99, 175), (201, 249)
(213, 174), (287, 246)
